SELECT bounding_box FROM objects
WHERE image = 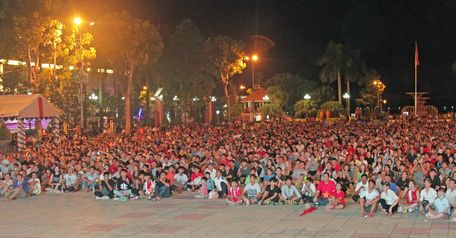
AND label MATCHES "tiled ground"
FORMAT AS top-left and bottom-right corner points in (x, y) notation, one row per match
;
(1, 192), (455, 238)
